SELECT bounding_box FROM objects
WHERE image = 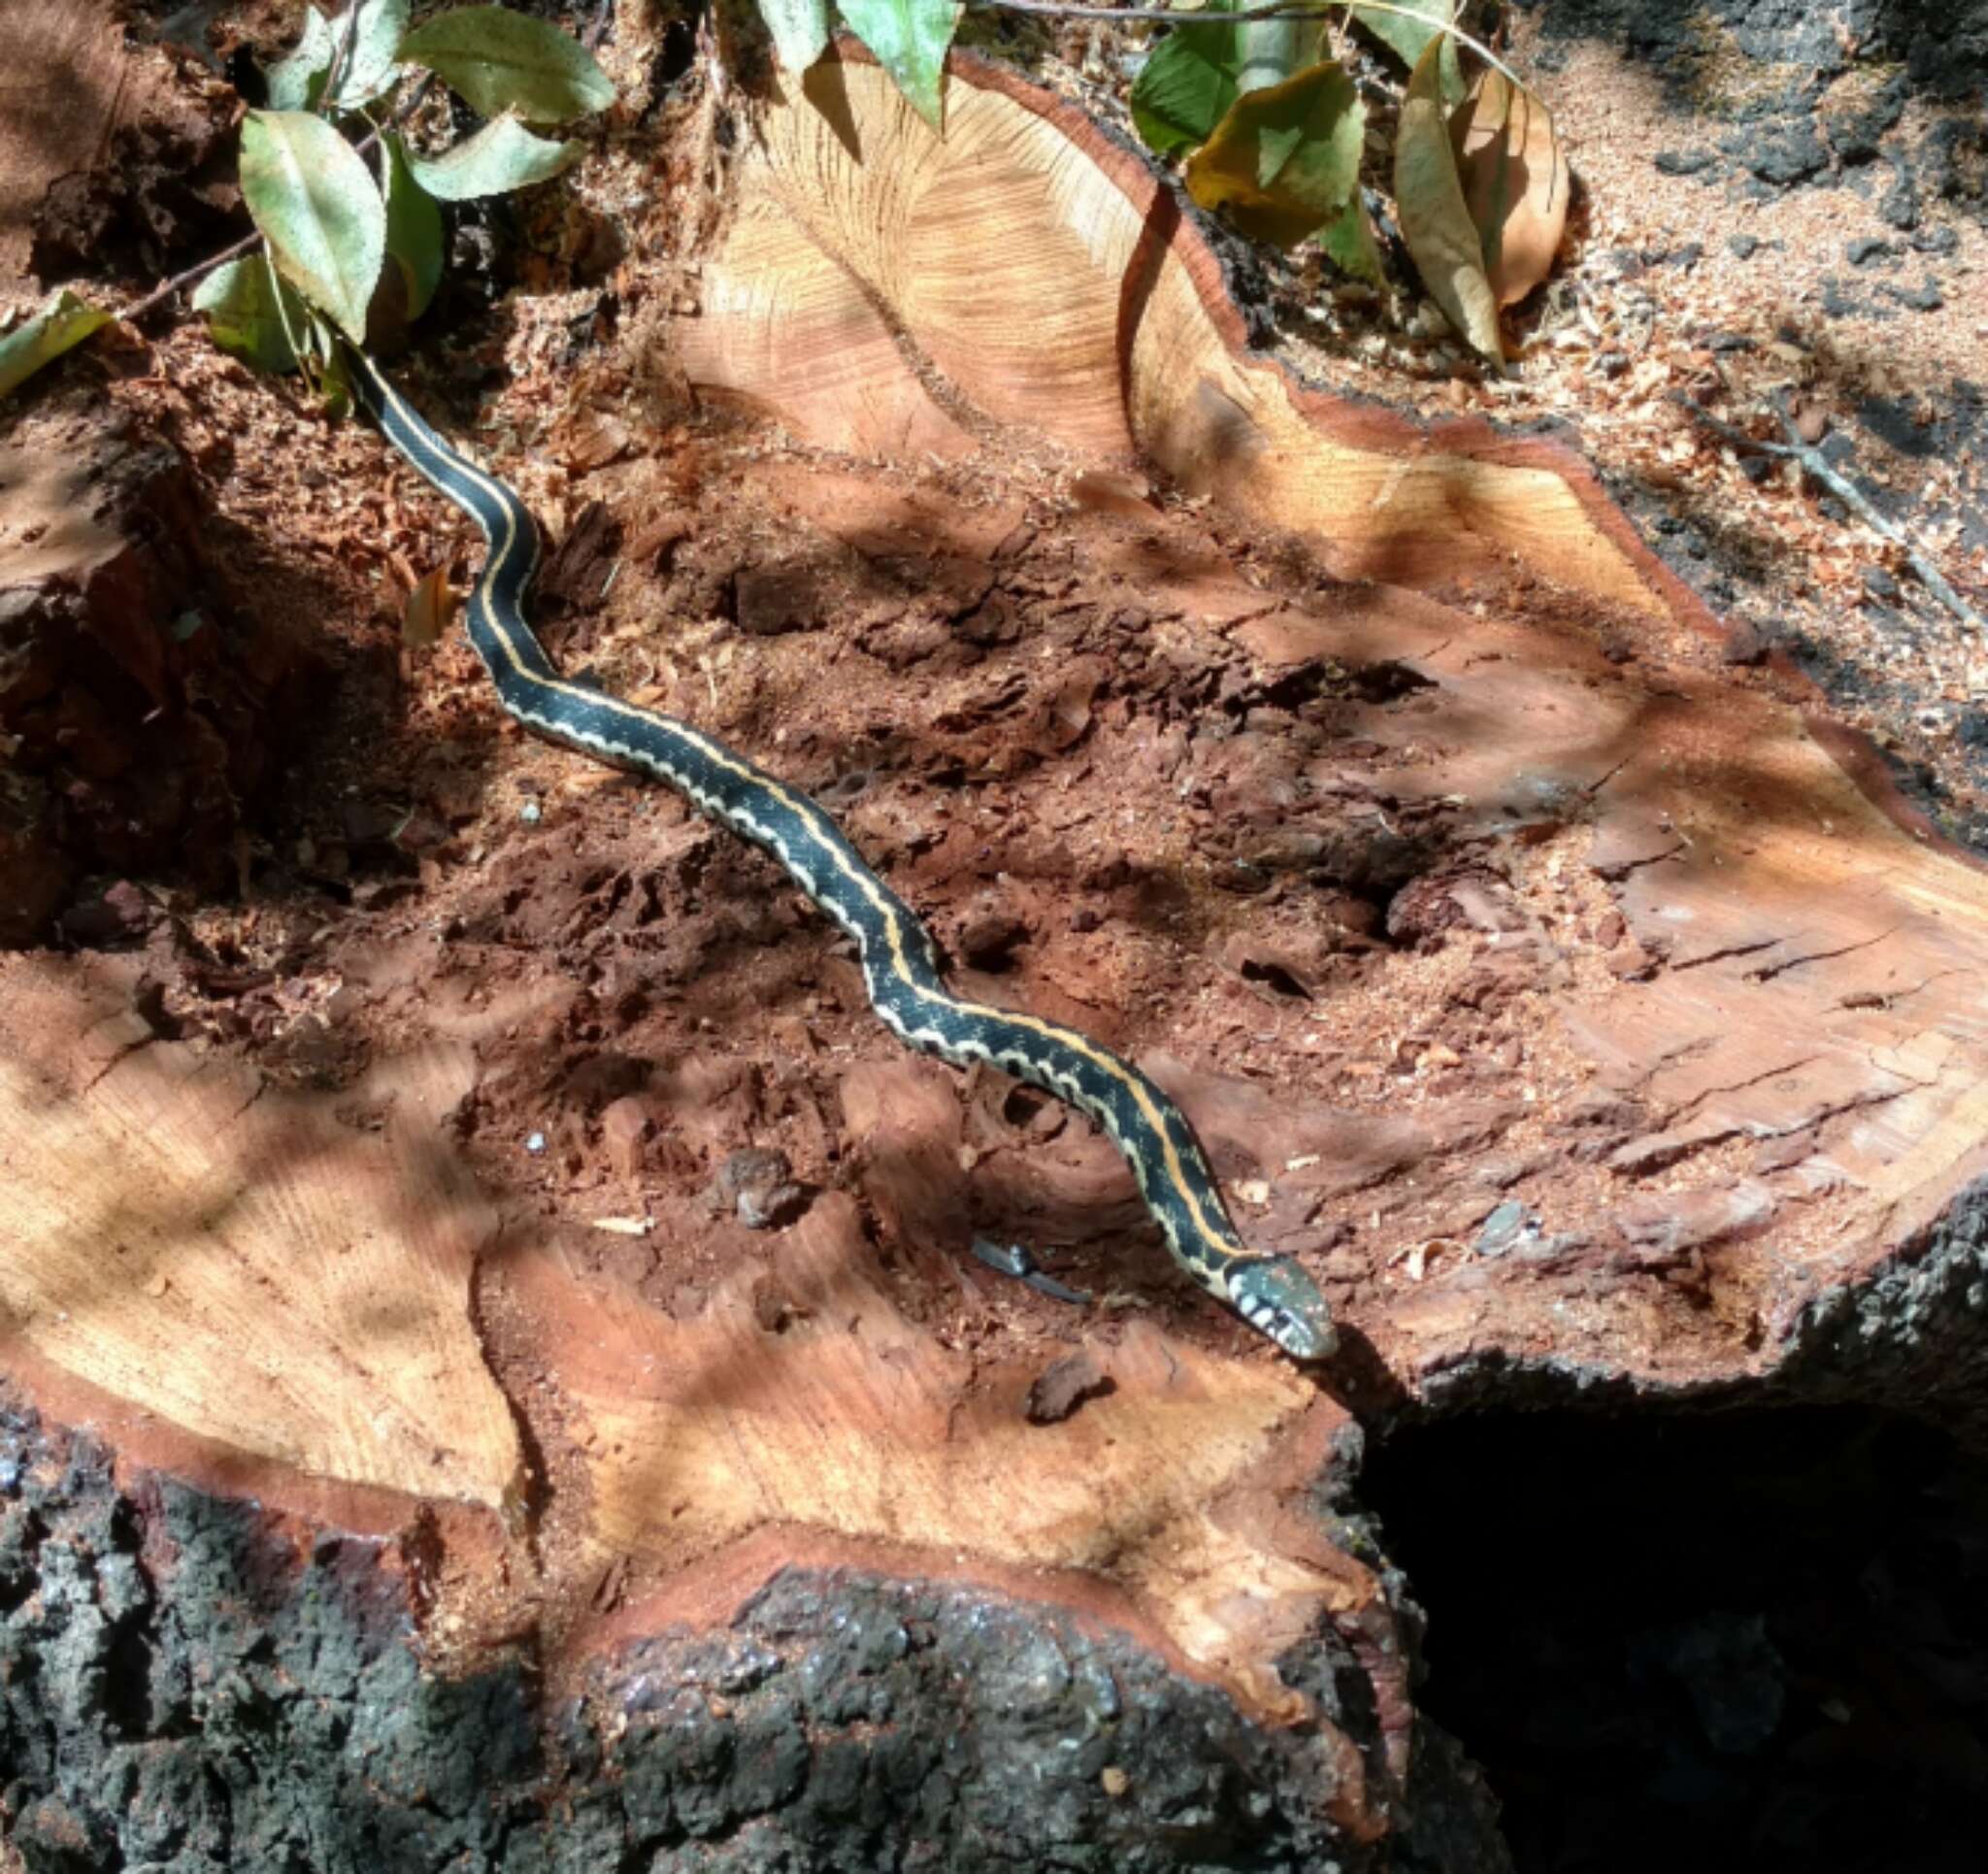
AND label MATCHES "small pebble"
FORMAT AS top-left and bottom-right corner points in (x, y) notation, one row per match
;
(1880, 179), (1919, 230)
(1719, 617), (1768, 666)
(58, 879), (153, 948)
(1476, 1201), (1541, 1258)
(602, 1096), (654, 1182)
(1026, 1353), (1114, 1426)
(1881, 279), (1942, 312)
(716, 1147), (806, 1230)
(525, 1131), (547, 1155)
(519, 799), (542, 825)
